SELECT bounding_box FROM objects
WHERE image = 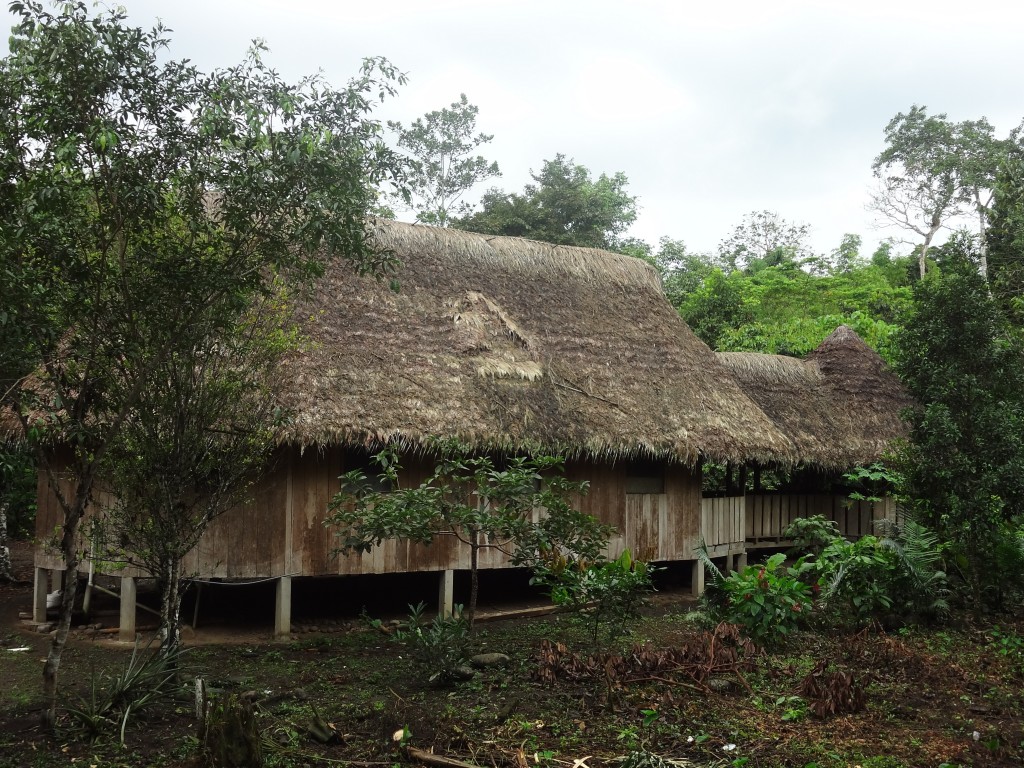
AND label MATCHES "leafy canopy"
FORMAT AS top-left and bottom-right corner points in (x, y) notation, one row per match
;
(388, 93), (500, 226)
(892, 234), (1024, 611)
(454, 154), (637, 250)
